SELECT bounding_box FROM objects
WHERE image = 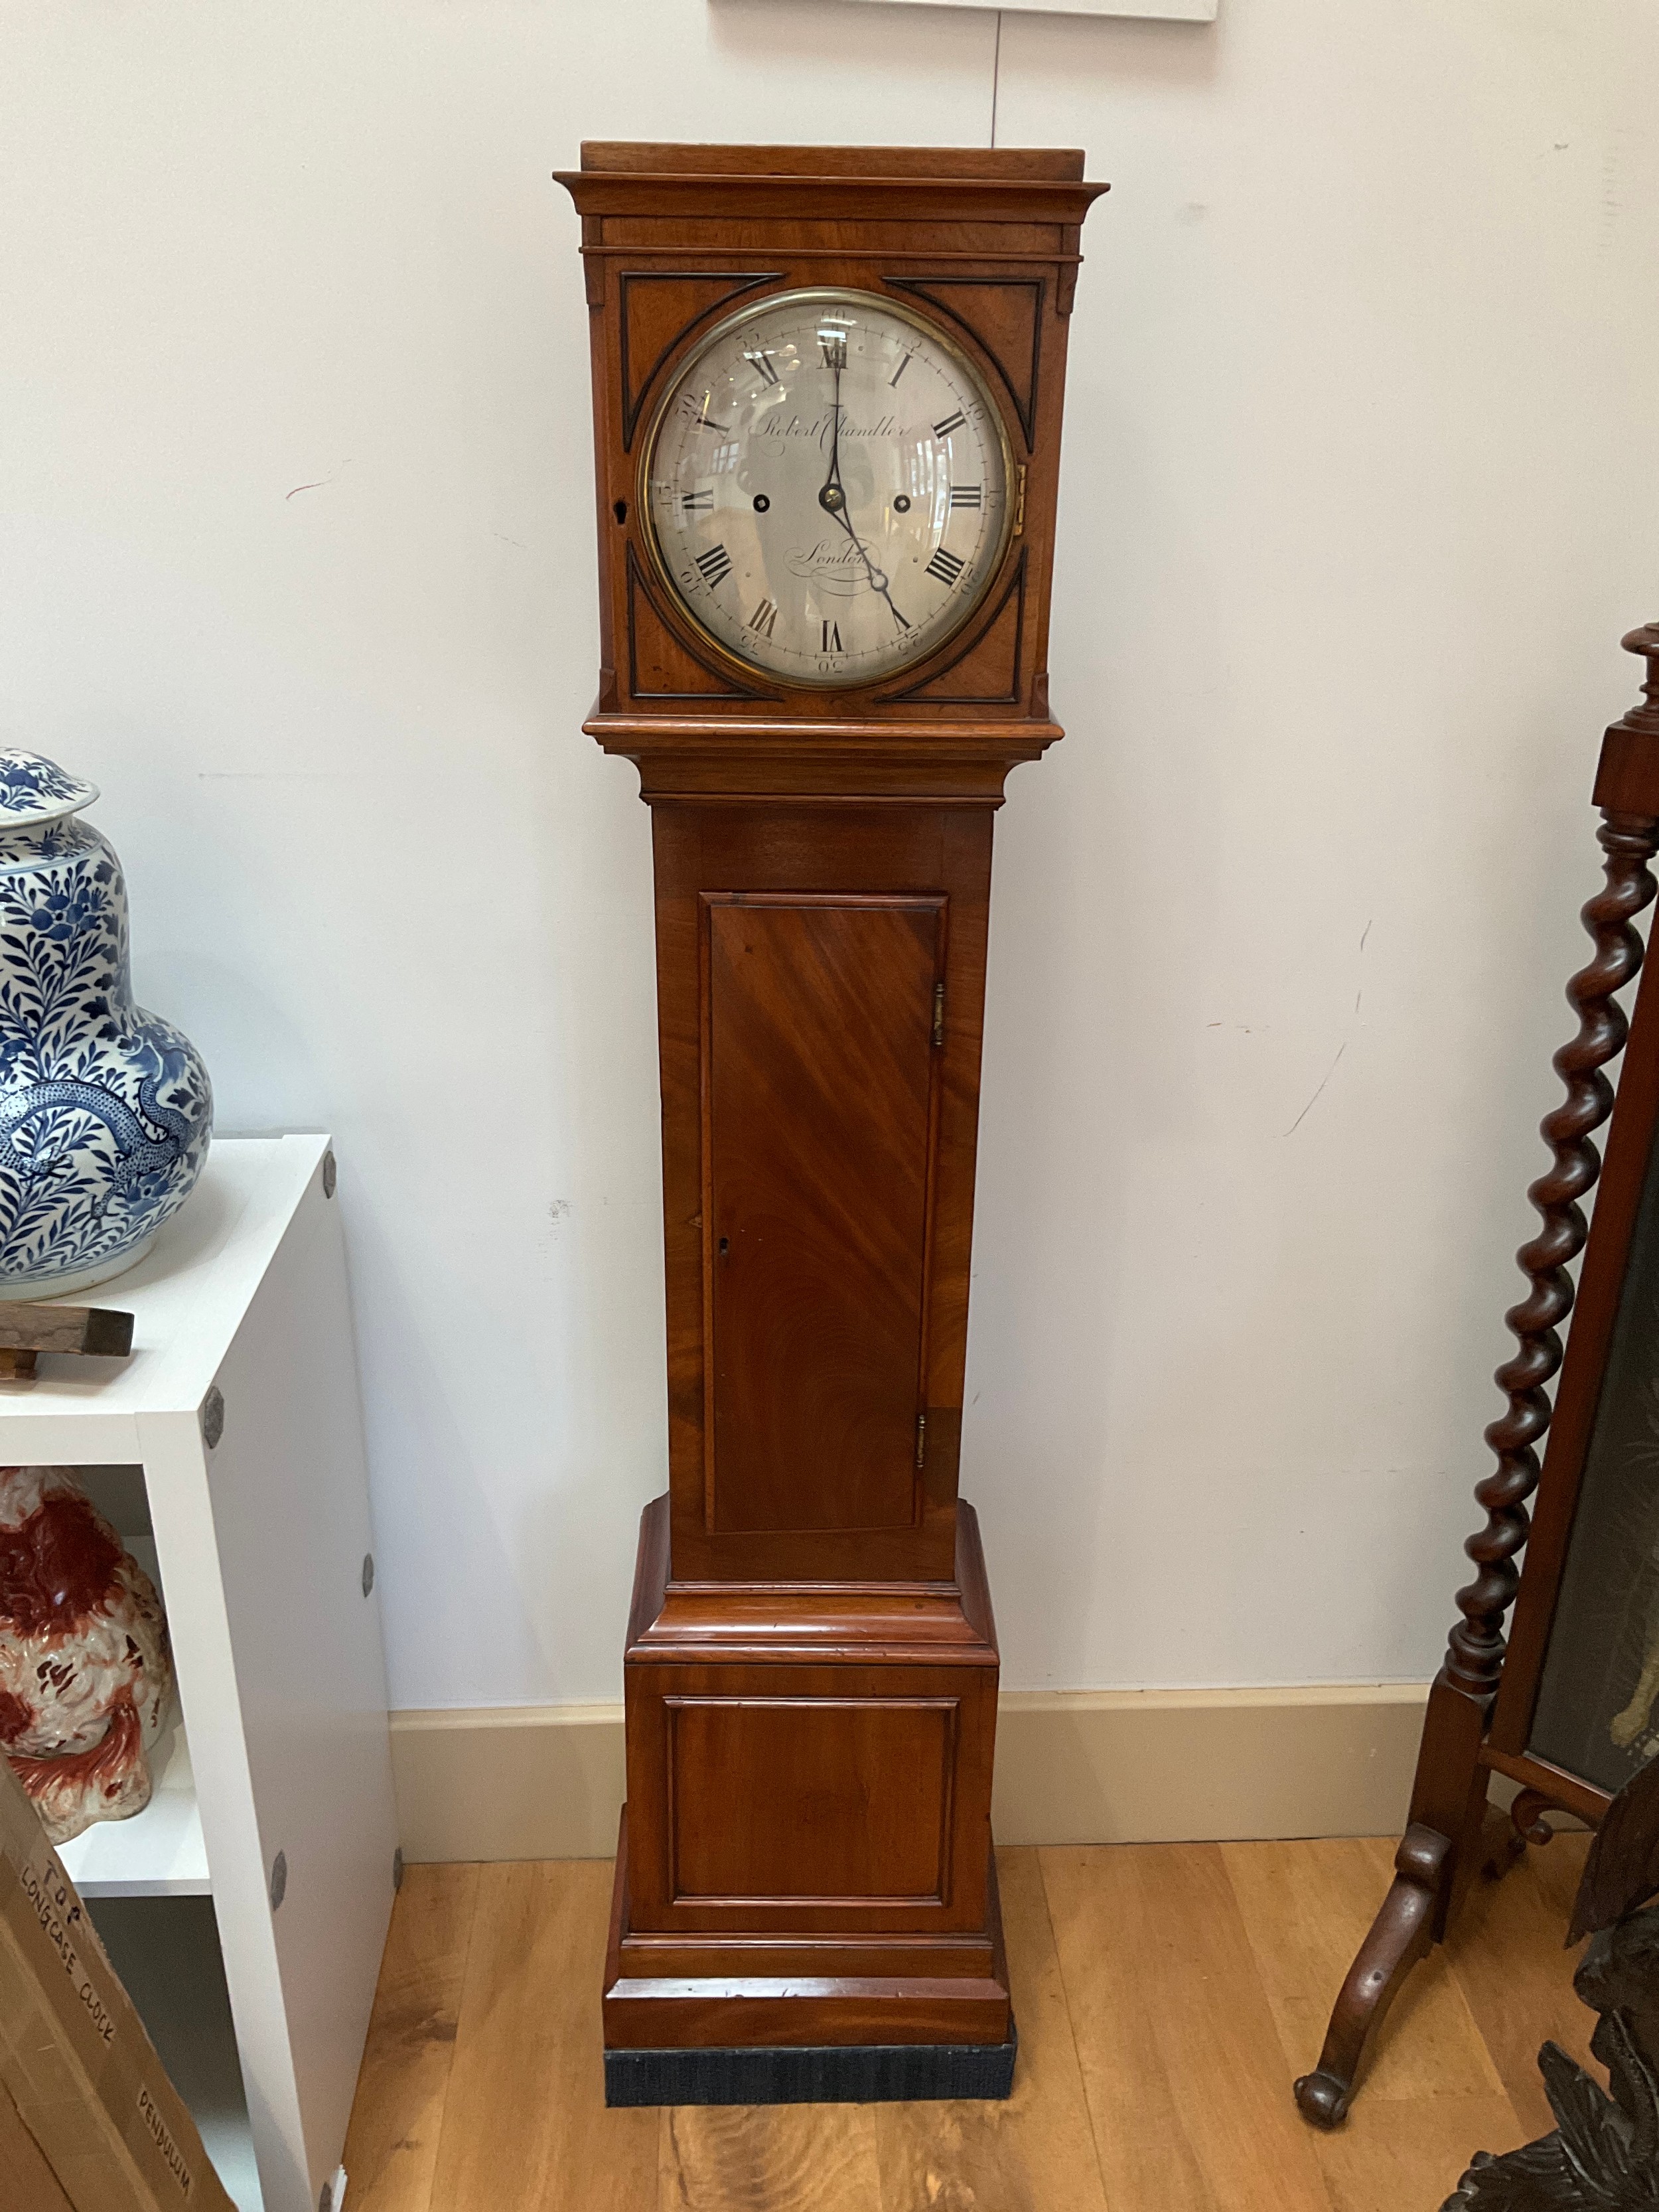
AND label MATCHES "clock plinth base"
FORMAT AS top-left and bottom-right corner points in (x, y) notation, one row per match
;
(604, 2028), (1017, 2110)
(603, 1816), (1015, 2104)
(604, 1497), (1011, 2093)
